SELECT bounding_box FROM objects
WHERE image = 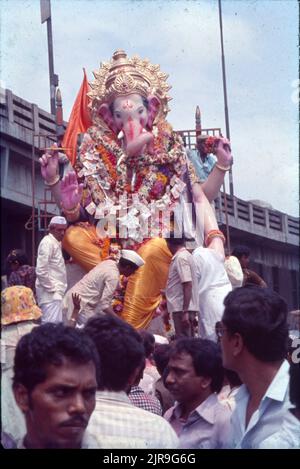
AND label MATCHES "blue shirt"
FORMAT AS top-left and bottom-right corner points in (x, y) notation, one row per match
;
(227, 360), (293, 449)
(258, 410), (300, 449)
(164, 393), (231, 449)
(186, 149), (216, 182)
